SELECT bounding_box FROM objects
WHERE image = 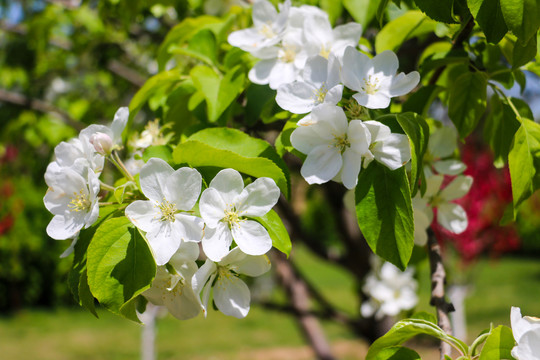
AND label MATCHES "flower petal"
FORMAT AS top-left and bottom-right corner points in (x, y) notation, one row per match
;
(276, 82), (317, 114)
(140, 158), (175, 202)
(425, 175), (444, 198)
(125, 200), (160, 232)
(302, 55), (329, 87)
(429, 126), (458, 158)
(231, 220), (272, 256)
(147, 222), (182, 265)
(372, 50), (399, 76)
(214, 274), (251, 318)
(433, 159), (466, 175)
(437, 203), (468, 234)
(372, 133), (411, 170)
(440, 175), (473, 201)
(46, 213), (84, 240)
(202, 222), (233, 262)
(209, 168), (245, 205)
(236, 177), (280, 217)
(290, 123), (326, 154)
(363, 121), (391, 143)
(199, 187), (227, 228)
(164, 167), (202, 210)
(341, 47), (371, 92)
(110, 107), (129, 144)
(341, 148), (362, 189)
(192, 260), (217, 296)
(353, 92), (391, 109)
(248, 59), (277, 85)
(388, 71), (420, 97)
(172, 213), (204, 242)
(164, 282), (202, 320)
(301, 144), (342, 184)
(235, 254), (271, 277)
